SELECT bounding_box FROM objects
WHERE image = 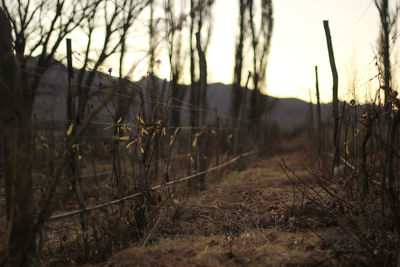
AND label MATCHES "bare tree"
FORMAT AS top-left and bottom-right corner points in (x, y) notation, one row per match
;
(374, 0), (399, 118)
(0, 0), (149, 263)
(164, 0), (186, 128)
(1, 0), (100, 112)
(75, 0), (149, 125)
(247, 0), (274, 142)
(374, 0), (400, 234)
(189, 0), (197, 128)
(146, 0), (162, 116)
(0, 7), (35, 265)
(231, 0), (248, 121)
(65, 0), (148, 193)
(1, 0), (149, 117)
(70, 3), (149, 257)
(188, 0), (213, 192)
(188, 0), (213, 129)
